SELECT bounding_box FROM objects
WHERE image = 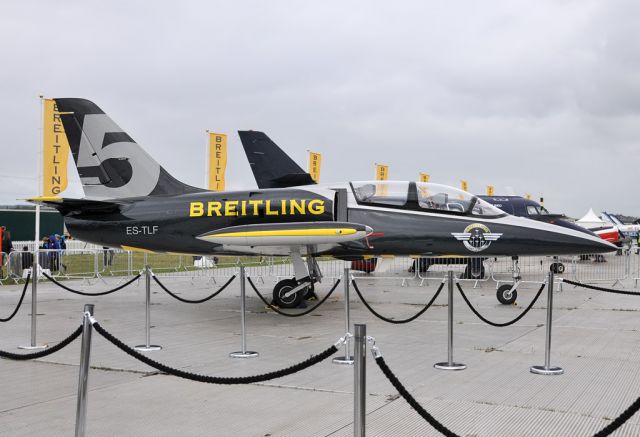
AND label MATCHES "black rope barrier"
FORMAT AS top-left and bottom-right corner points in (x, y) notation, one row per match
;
(41, 271), (141, 296)
(456, 282), (546, 327)
(592, 396), (640, 437)
(247, 277), (341, 317)
(153, 274), (236, 304)
(351, 279), (445, 324)
(0, 274), (30, 322)
(0, 325), (83, 360)
(376, 353), (640, 437)
(375, 355), (460, 437)
(93, 321), (338, 384)
(562, 279), (640, 296)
